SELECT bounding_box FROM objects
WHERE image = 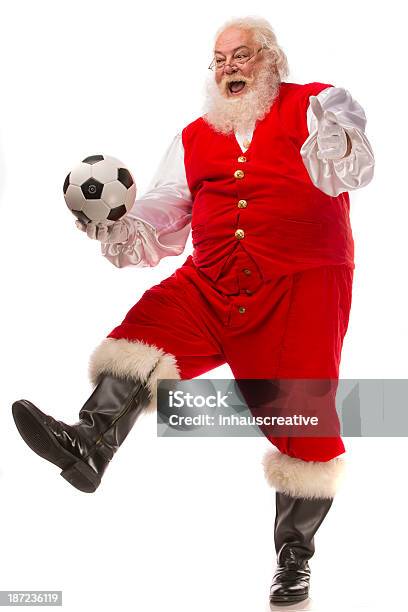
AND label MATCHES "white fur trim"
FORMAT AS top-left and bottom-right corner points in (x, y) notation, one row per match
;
(88, 338), (180, 412)
(262, 448), (346, 499)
